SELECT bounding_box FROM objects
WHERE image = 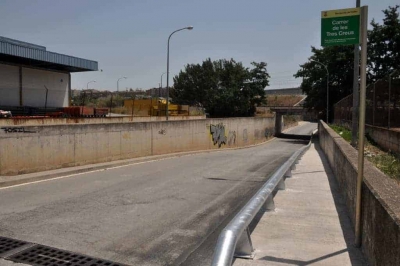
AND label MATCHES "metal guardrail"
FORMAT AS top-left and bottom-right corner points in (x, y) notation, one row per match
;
(211, 135), (313, 266)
